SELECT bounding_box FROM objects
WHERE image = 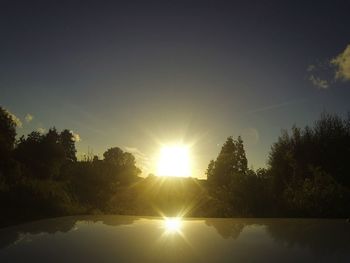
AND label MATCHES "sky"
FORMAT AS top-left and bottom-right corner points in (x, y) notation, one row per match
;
(1, 0), (350, 178)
